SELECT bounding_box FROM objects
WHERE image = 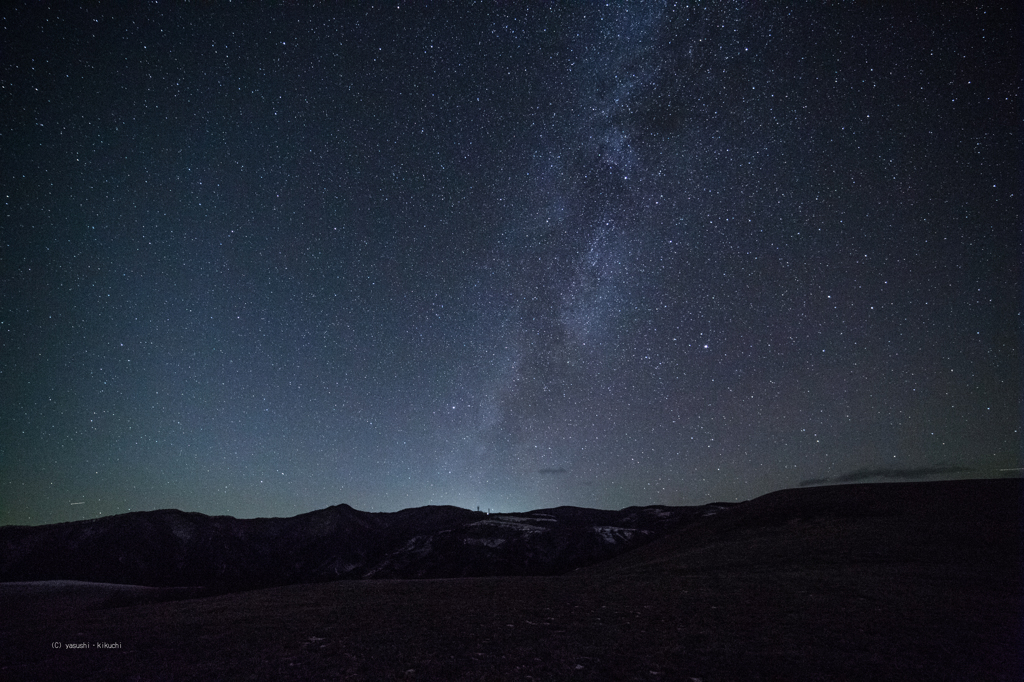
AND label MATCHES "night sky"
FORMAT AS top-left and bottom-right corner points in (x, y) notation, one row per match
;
(2, 2), (1020, 526)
